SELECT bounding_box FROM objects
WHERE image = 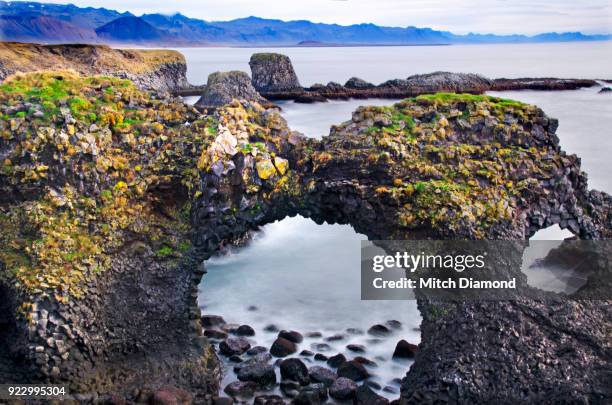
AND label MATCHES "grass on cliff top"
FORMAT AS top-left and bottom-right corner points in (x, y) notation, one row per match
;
(0, 42), (184, 75)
